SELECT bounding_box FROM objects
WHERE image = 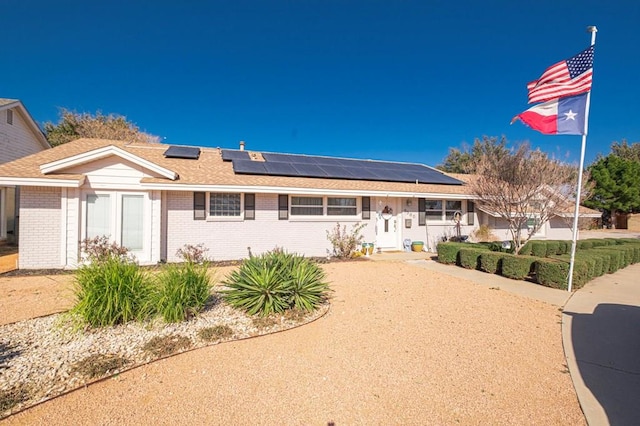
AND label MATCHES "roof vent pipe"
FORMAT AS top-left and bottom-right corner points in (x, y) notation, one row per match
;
(239, 140), (245, 151)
